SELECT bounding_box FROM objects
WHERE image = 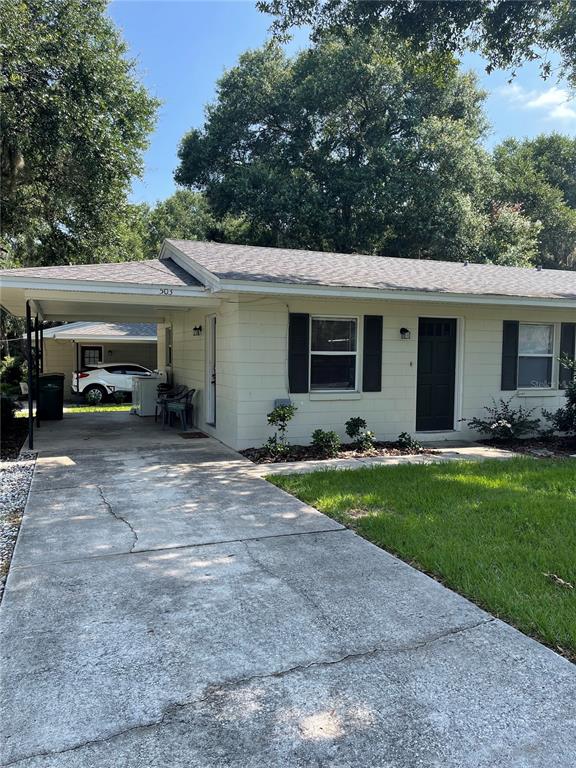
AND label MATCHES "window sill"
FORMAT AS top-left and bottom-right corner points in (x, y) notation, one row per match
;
(516, 389), (558, 397)
(309, 391), (363, 401)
